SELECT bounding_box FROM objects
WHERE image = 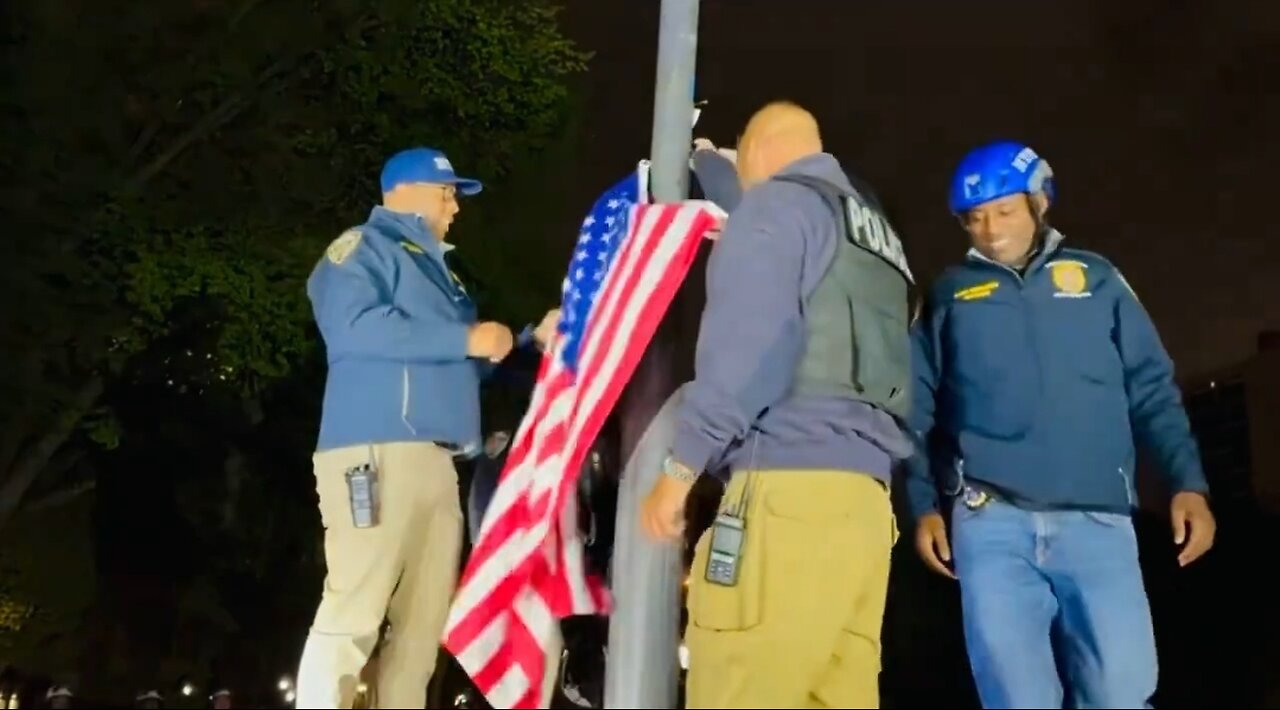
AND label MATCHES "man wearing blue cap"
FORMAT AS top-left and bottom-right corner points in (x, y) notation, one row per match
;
(296, 146), (560, 709)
